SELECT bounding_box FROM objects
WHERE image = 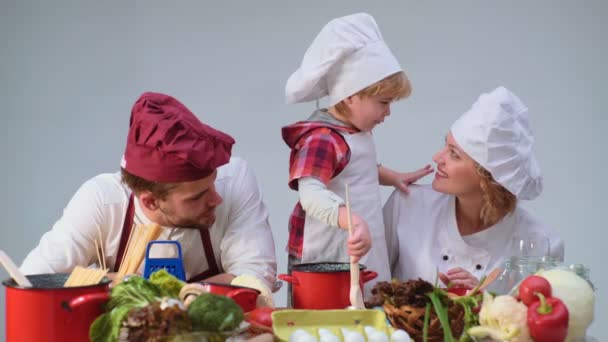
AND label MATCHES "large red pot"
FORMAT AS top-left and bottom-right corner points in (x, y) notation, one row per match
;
(3, 273), (110, 342)
(197, 281), (259, 312)
(278, 262), (377, 309)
